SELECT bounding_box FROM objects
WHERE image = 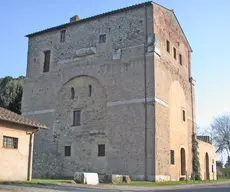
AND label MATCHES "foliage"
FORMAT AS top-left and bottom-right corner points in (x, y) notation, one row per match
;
(119, 179), (230, 186)
(216, 160), (223, 168)
(220, 167), (230, 178)
(191, 133), (201, 180)
(0, 76), (24, 114)
(225, 156), (230, 168)
(210, 115), (230, 161)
